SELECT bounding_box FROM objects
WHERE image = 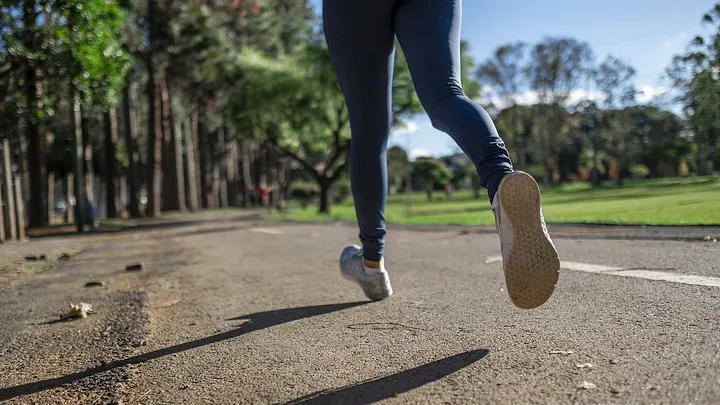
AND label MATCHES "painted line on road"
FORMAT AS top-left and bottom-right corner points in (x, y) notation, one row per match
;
(484, 256), (720, 288)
